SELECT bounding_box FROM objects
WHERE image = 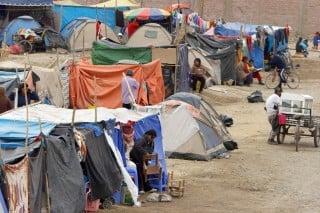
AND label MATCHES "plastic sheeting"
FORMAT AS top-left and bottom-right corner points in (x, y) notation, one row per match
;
(186, 33), (238, 83)
(0, 77), (19, 96)
(215, 22), (259, 36)
(70, 59), (165, 109)
(92, 41), (152, 65)
(0, 119), (56, 148)
(133, 115), (167, 189)
(0, 0), (52, 6)
(44, 134), (85, 213)
(53, 5), (120, 30)
(176, 44), (190, 93)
